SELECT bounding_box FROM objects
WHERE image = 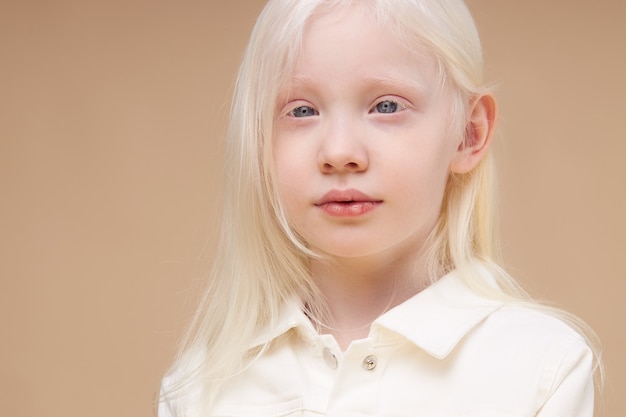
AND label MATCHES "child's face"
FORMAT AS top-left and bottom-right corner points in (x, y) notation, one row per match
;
(273, 5), (463, 264)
